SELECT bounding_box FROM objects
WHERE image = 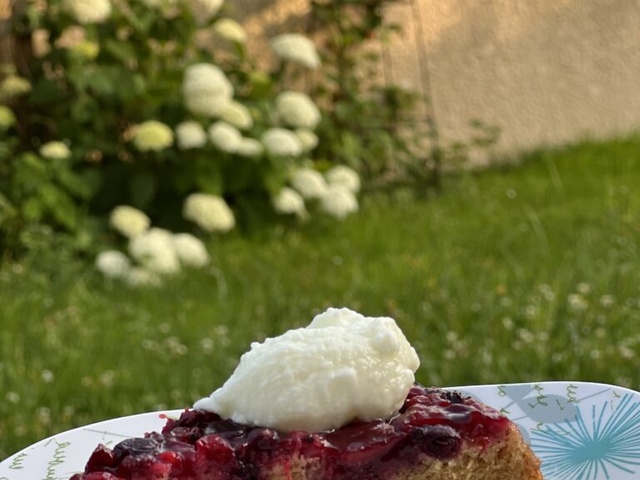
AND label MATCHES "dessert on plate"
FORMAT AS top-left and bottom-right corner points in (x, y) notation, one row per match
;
(70, 307), (542, 480)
